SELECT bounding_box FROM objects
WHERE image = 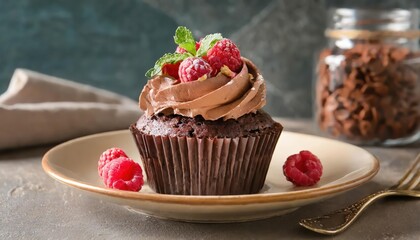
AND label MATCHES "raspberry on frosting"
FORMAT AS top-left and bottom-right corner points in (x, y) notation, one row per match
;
(162, 61), (181, 80)
(145, 27), (243, 81)
(168, 41), (202, 80)
(207, 38), (243, 74)
(178, 57), (213, 82)
(283, 150), (323, 186)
